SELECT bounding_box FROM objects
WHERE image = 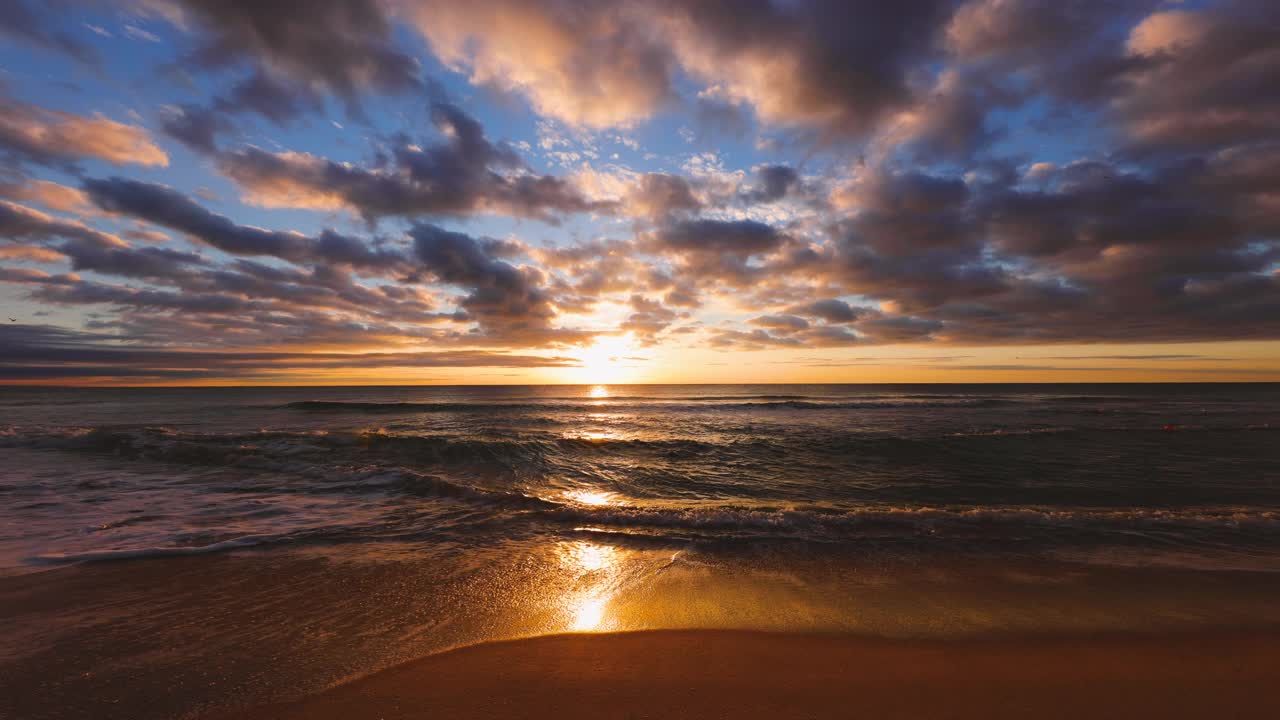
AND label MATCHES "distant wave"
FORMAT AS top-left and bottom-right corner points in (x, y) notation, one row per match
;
(284, 400), (549, 413)
(0, 425), (735, 468)
(3, 422), (1274, 473)
(281, 397), (1020, 414)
